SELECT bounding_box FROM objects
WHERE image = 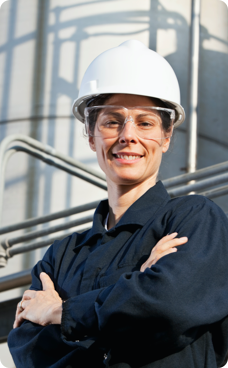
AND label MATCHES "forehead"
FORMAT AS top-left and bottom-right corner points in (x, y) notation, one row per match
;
(105, 94), (157, 108)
